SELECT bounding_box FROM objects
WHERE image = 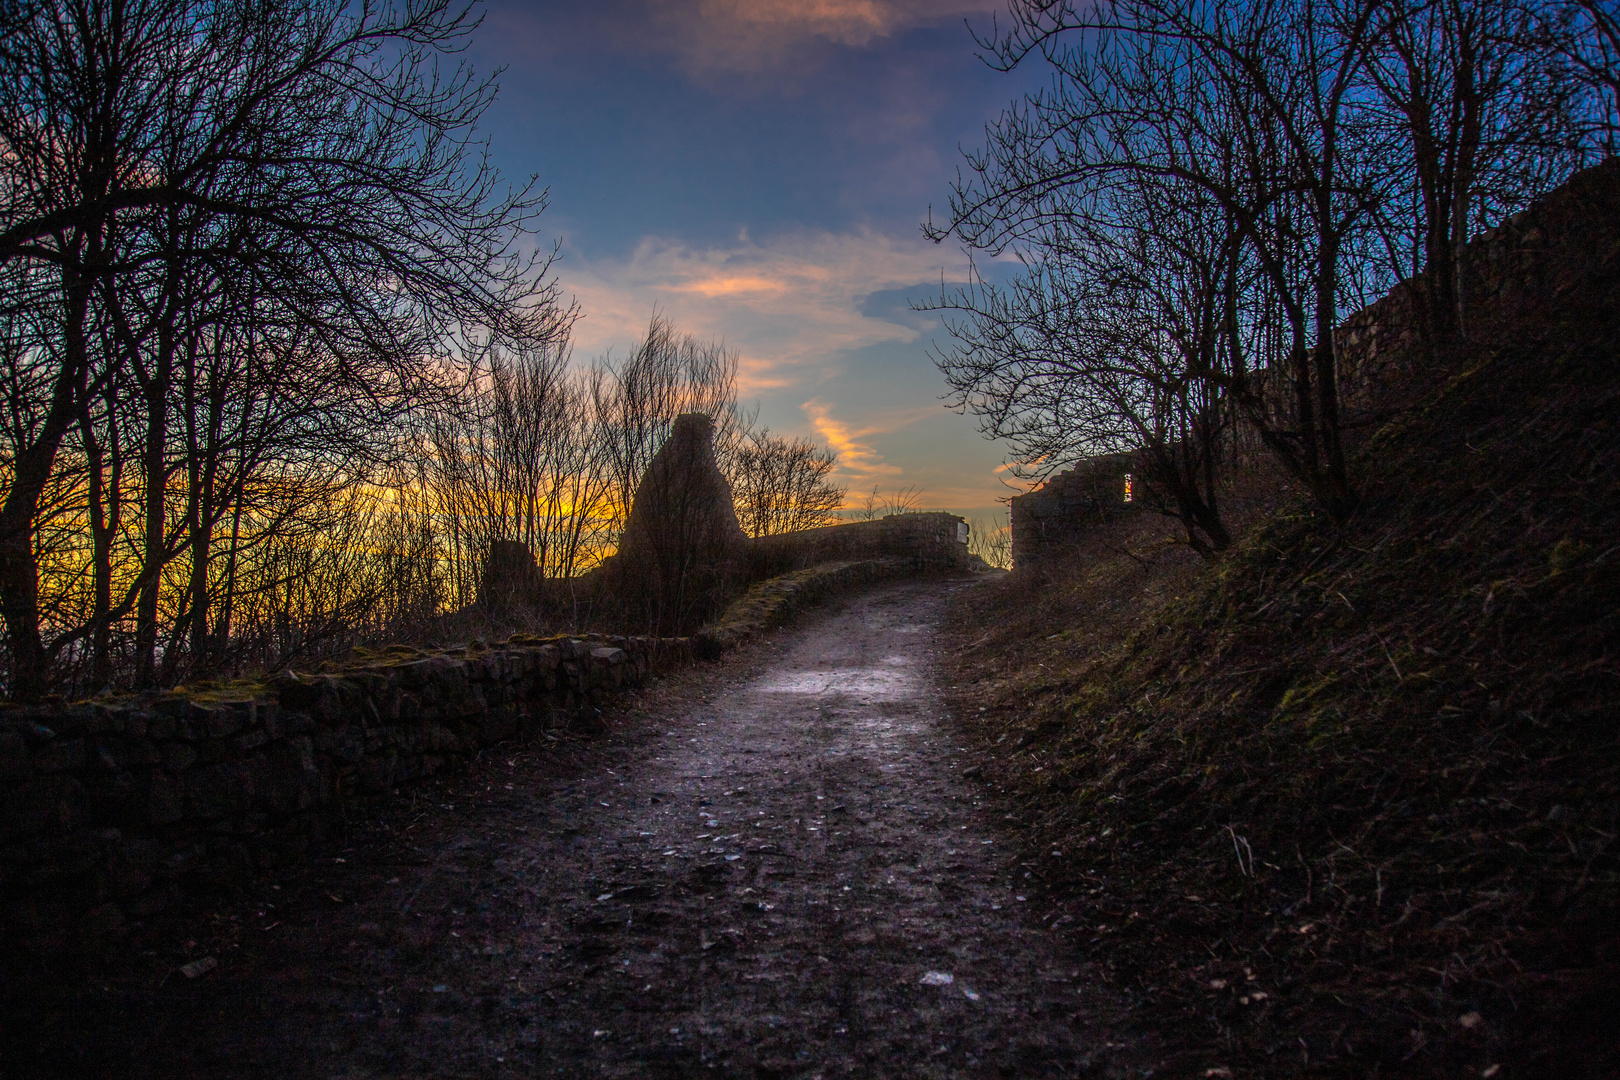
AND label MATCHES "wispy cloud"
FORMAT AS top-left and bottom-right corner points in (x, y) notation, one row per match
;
(557, 226), (969, 393)
(640, 0), (999, 76)
(801, 398), (915, 482)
